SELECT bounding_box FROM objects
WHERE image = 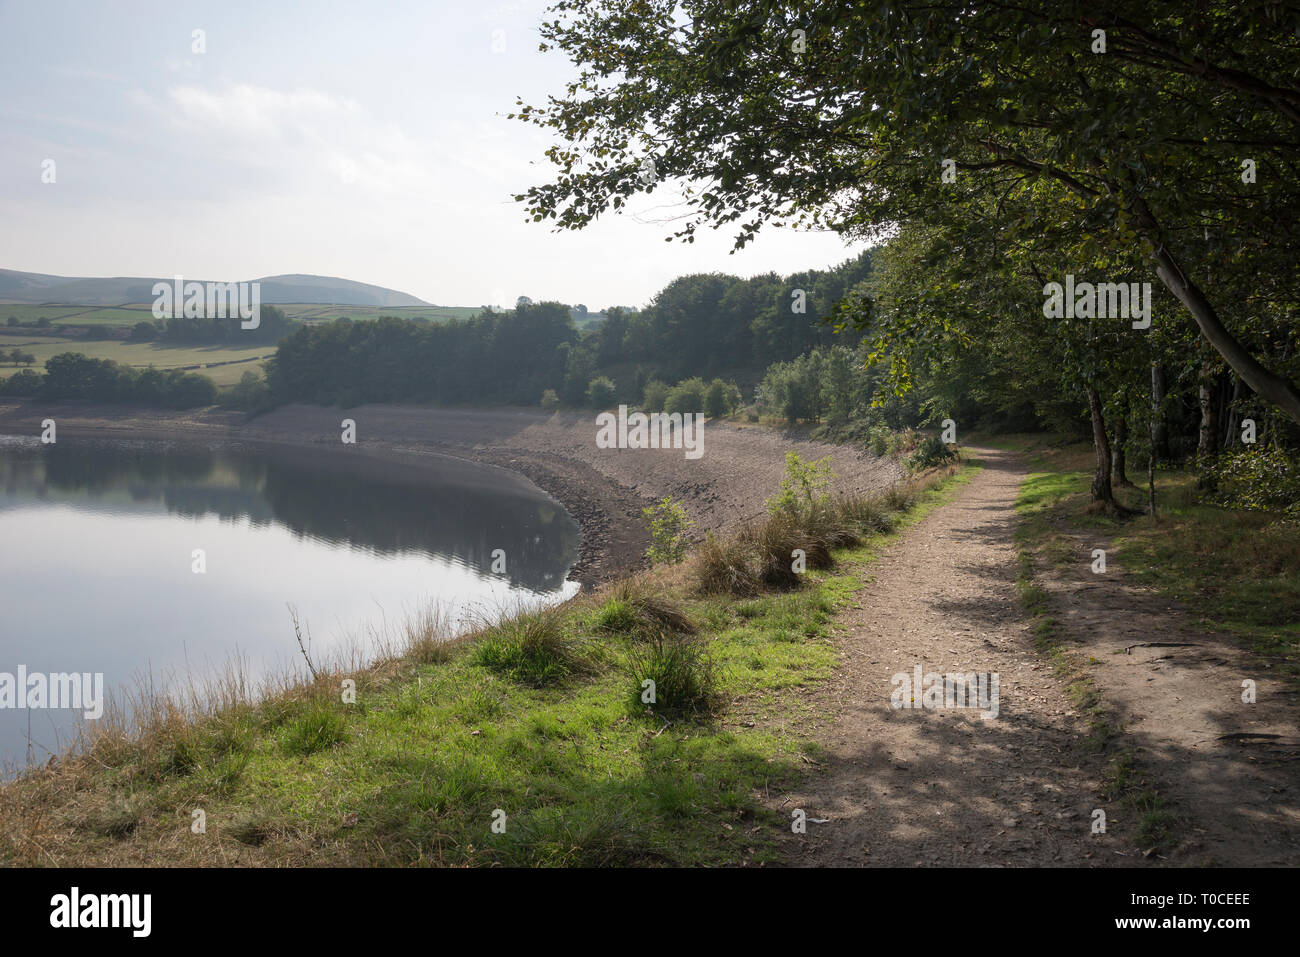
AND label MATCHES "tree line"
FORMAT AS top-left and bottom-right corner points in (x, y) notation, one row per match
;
(263, 255), (872, 409)
(0, 353), (217, 408)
